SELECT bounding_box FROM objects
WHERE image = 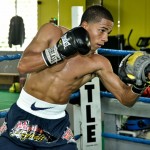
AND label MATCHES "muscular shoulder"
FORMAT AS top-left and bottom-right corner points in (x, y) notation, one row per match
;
(89, 54), (114, 78)
(69, 54), (113, 77)
(89, 54), (112, 71)
(36, 23), (61, 41)
(59, 26), (69, 34)
(35, 23), (69, 44)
